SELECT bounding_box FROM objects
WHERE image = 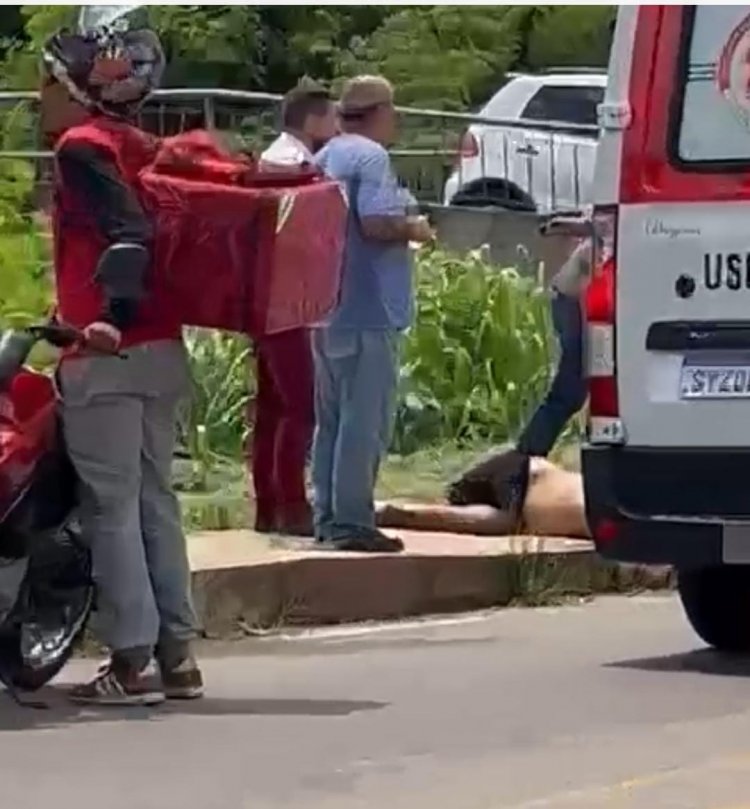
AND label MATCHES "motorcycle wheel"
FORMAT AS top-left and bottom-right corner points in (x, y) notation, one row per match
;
(0, 521), (94, 693)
